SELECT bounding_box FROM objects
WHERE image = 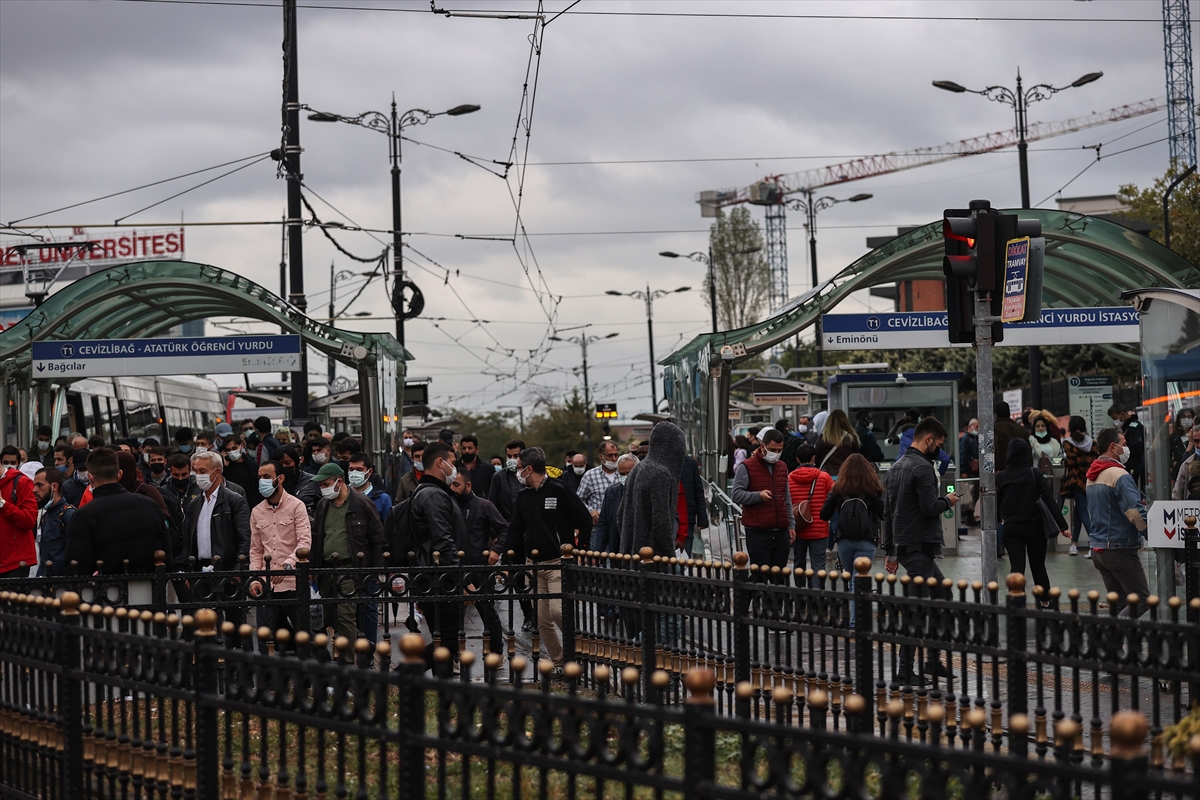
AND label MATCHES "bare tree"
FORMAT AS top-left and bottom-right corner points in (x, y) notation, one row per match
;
(708, 206), (770, 330)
